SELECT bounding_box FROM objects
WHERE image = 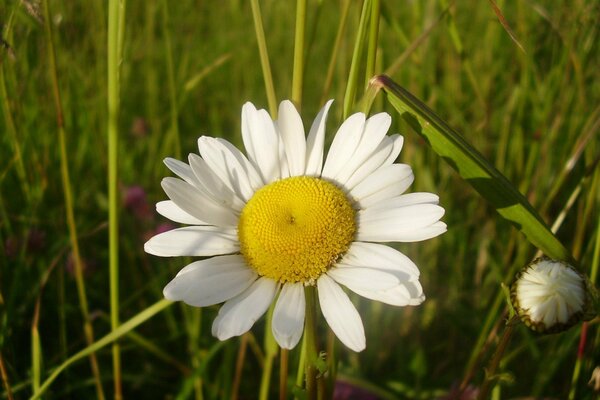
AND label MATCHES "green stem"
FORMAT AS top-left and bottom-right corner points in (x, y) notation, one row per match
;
(364, 0), (380, 82)
(259, 305), (278, 400)
(291, 0), (307, 107)
(320, 0), (351, 103)
(108, 0), (125, 398)
(279, 349), (289, 400)
(250, 0), (278, 116)
(477, 316), (517, 400)
(343, 0), (371, 118)
(42, 1), (105, 399)
(0, 22), (29, 202)
(161, 0), (181, 159)
(304, 286), (318, 399)
(30, 299), (173, 400)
